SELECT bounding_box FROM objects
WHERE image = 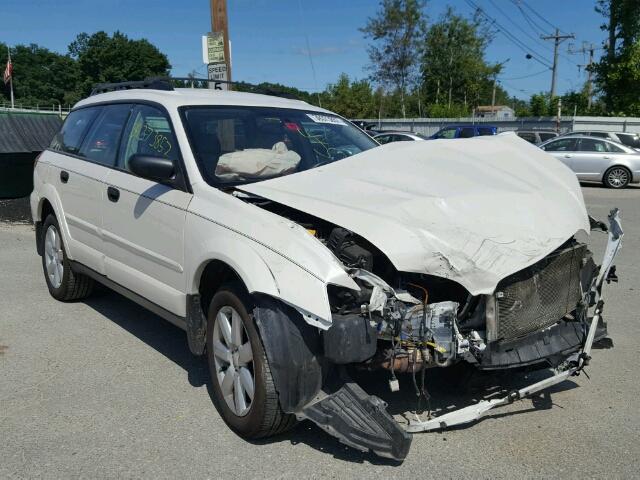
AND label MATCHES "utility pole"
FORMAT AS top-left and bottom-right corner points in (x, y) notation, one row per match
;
(210, 0), (232, 85)
(568, 42), (597, 109)
(541, 28), (574, 99)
